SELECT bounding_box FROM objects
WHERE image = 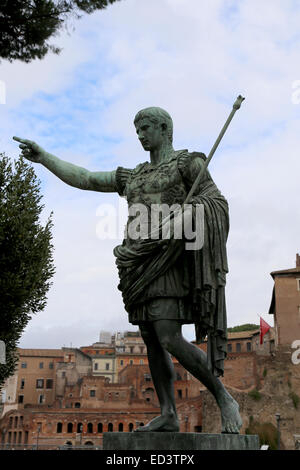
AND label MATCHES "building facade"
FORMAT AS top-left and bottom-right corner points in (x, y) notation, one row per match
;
(269, 253), (300, 349)
(1, 256), (300, 449)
